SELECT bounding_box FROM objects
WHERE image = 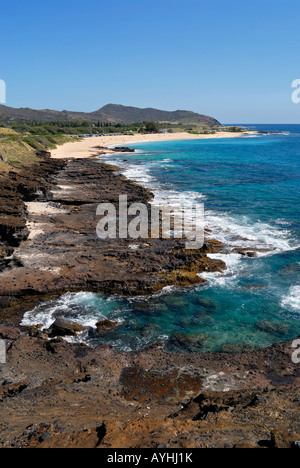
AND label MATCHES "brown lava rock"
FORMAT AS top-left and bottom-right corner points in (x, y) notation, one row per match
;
(96, 319), (119, 334)
(0, 334), (299, 448)
(48, 318), (84, 337)
(1, 150), (299, 449)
